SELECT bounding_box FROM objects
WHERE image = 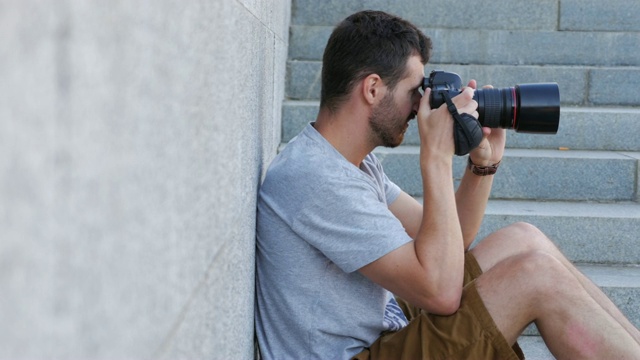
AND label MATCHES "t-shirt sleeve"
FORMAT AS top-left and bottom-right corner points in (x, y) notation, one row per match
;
(382, 169), (401, 205)
(291, 177), (412, 274)
(364, 152), (401, 205)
